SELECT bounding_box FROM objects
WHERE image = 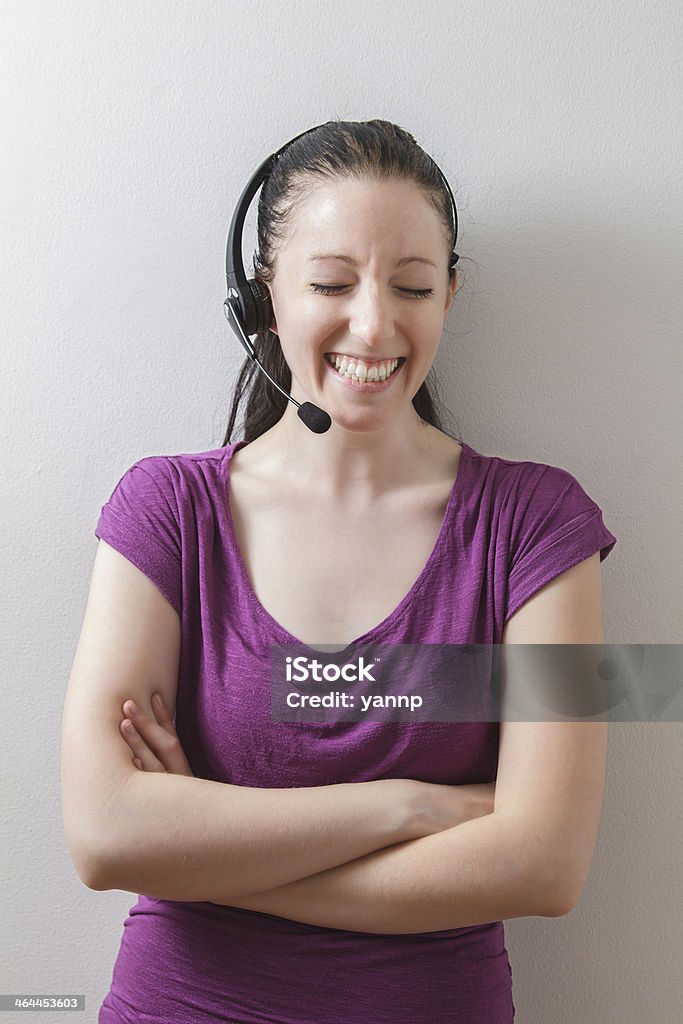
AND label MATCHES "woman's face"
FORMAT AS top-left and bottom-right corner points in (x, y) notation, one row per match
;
(267, 176), (457, 432)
